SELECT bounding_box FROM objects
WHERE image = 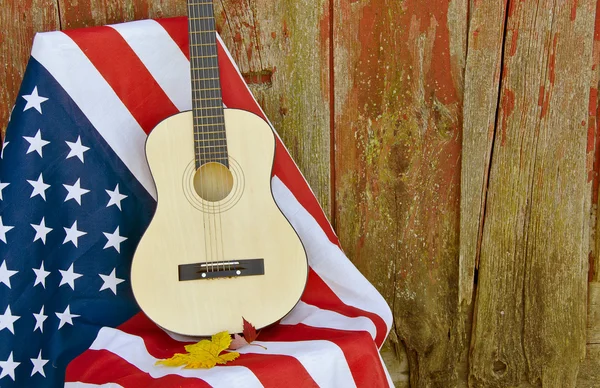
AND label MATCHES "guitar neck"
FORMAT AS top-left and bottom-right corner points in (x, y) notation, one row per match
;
(188, 0), (228, 168)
